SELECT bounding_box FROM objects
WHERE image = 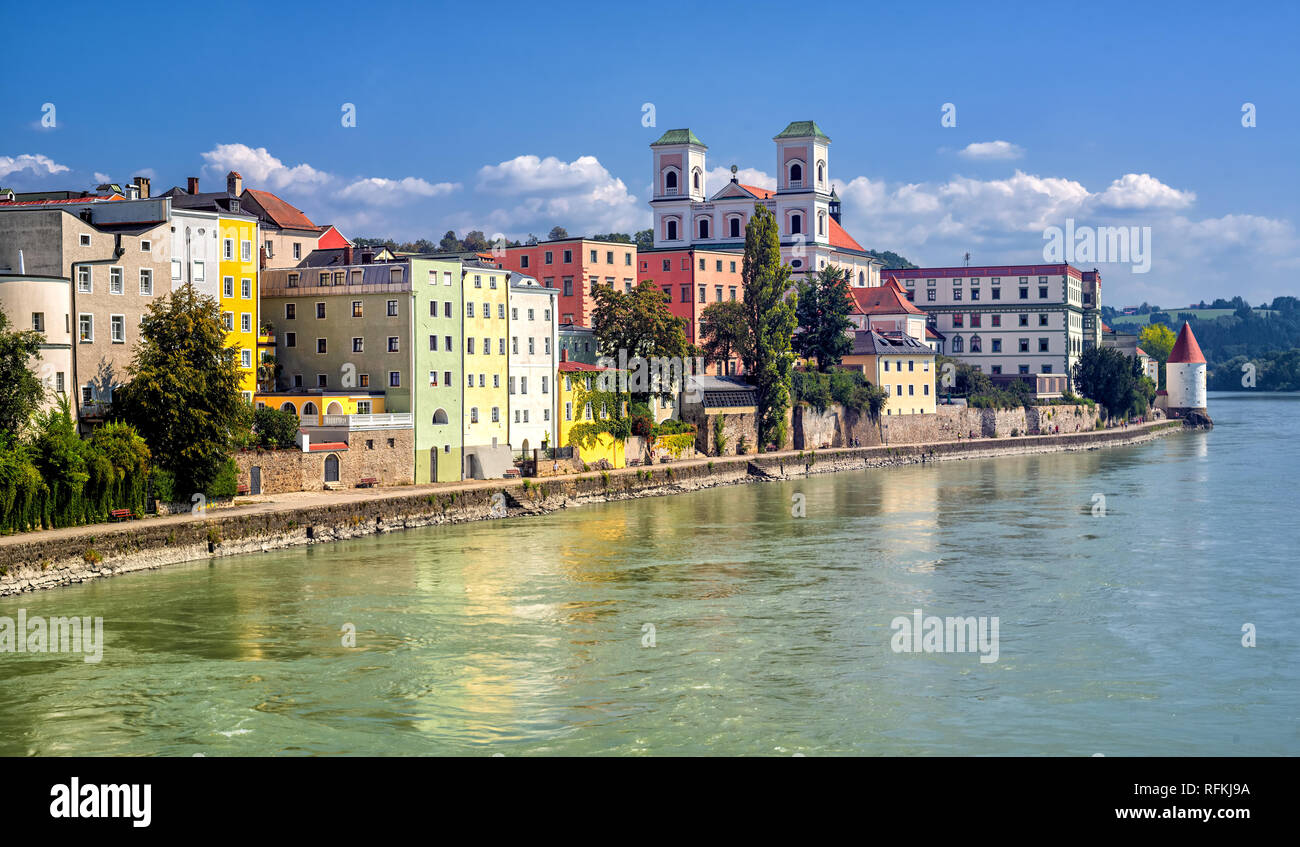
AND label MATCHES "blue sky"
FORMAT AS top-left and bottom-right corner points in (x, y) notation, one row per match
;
(2, 0), (1297, 307)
